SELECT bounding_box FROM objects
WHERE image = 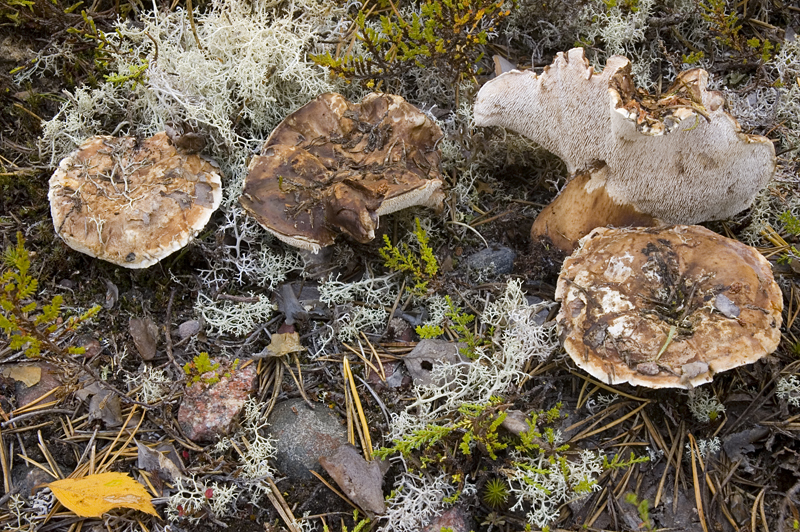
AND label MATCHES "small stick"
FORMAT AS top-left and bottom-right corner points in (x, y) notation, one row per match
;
(309, 470), (361, 512)
(164, 288), (183, 377)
